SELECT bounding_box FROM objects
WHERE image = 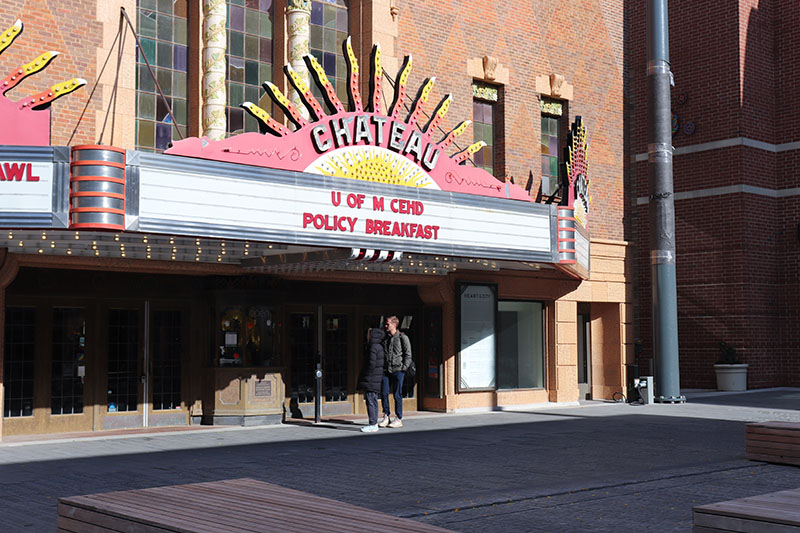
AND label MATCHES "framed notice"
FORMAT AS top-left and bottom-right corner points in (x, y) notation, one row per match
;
(458, 283), (496, 390)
